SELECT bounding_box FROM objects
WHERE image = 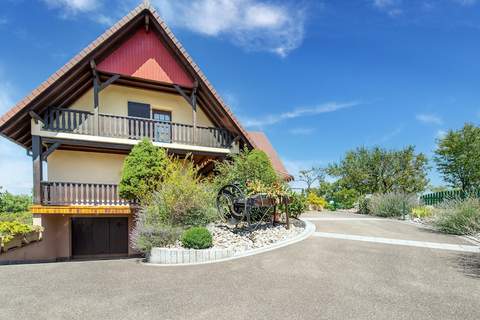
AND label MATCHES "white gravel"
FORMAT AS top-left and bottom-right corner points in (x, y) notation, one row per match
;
(167, 221), (305, 252)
